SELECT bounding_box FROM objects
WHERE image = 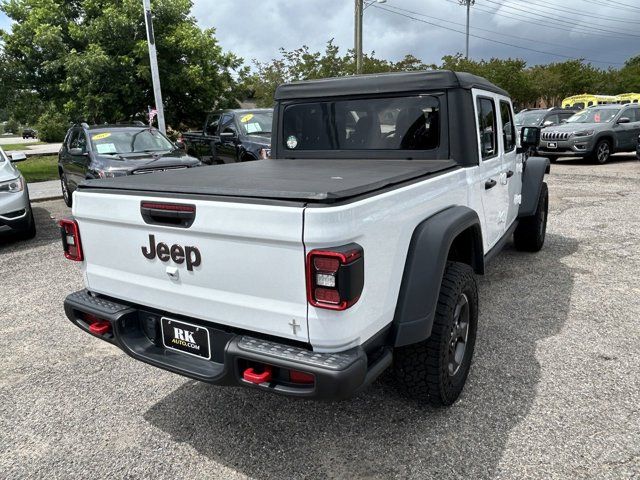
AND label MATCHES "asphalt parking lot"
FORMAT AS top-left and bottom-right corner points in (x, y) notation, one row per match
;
(1, 156), (639, 479)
